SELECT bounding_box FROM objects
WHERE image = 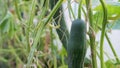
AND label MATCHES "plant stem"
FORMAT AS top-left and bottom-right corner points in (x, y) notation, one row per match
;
(14, 0), (22, 20)
(85, 0), (93, 27)
(26, 0), (36, 52)
(86, 0), (97, 68)
(27, 0), (63, 66)
(89, 29), (97, 68)
(54, 56), (57, 68)
(99, 0), (107, 68)
(68, 0), (76, 19)
(81, 7), (87, 21)
(78, 0), (82, 19)
(105, 33), (120, 63)
(8, 41), (23, 64)
(44, 0), (63, 26)
(49, 0), (69, 49)
(98, 26), (120, 63)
